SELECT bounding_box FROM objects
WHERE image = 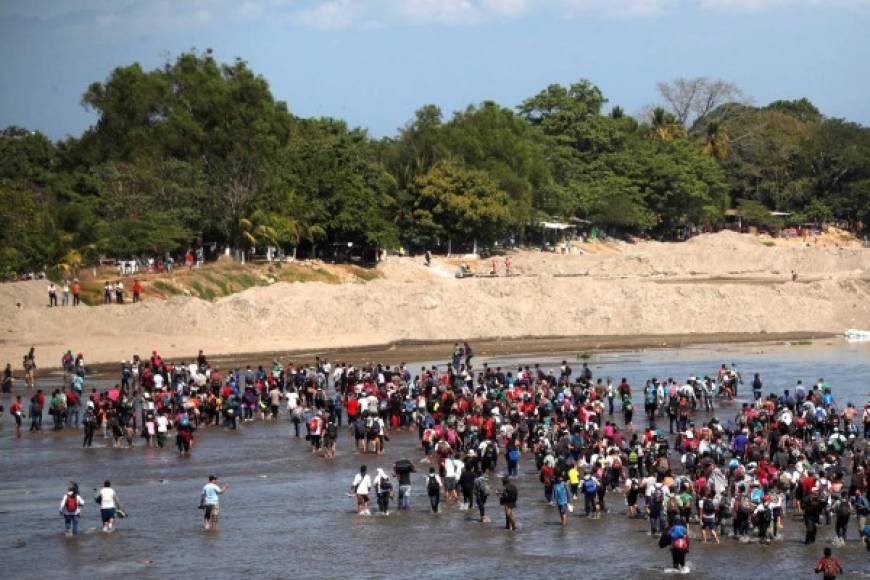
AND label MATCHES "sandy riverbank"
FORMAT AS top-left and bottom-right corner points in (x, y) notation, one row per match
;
(2, 230), (869, 369)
